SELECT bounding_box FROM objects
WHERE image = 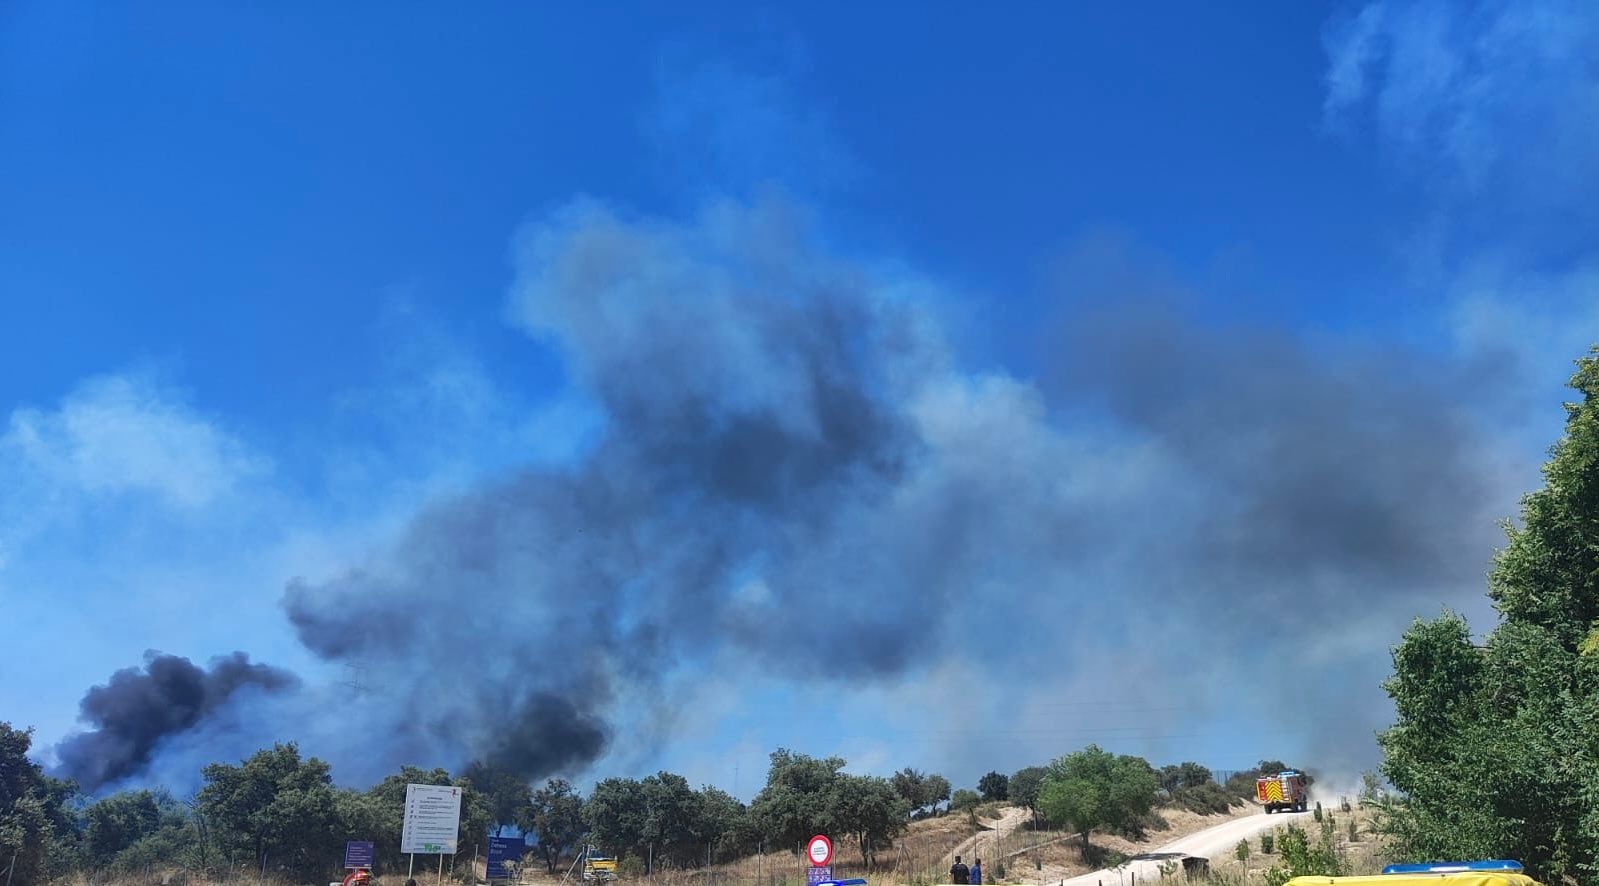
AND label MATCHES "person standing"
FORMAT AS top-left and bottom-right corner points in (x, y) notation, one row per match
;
(950, 855), (969, 885)
(970, 859), (983, 885)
